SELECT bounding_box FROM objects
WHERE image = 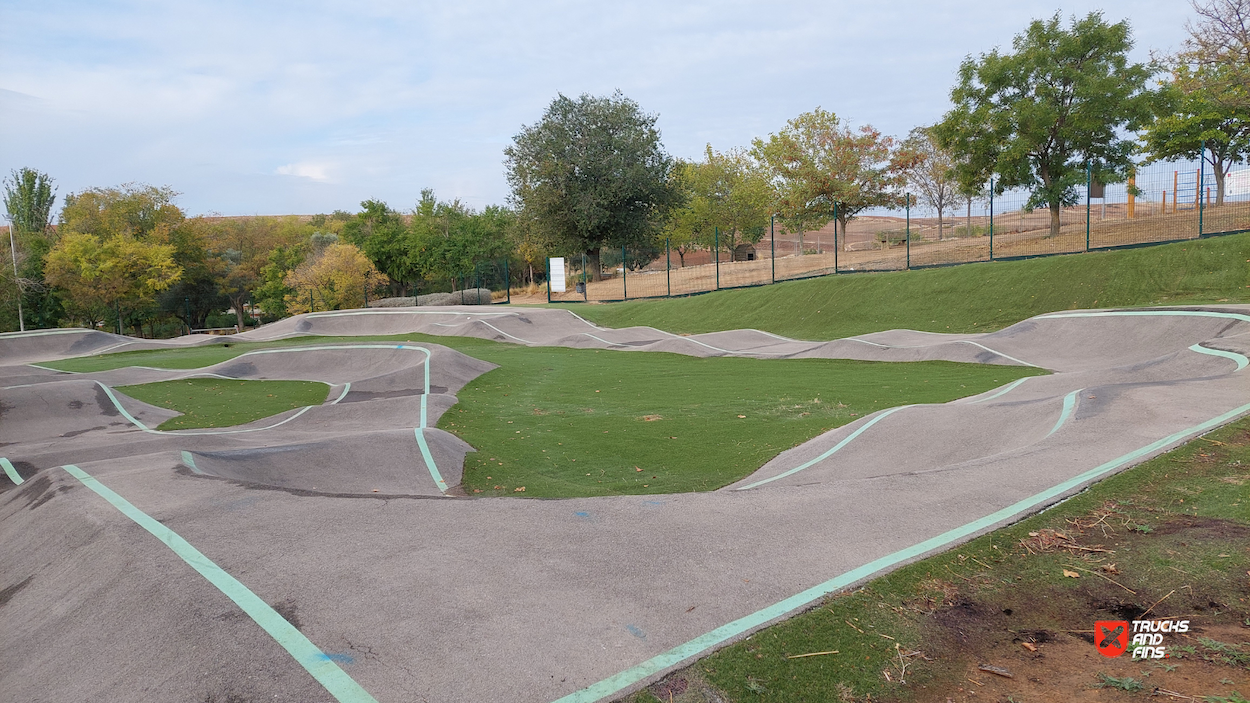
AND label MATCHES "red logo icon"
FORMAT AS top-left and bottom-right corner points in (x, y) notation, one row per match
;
(1095, 620), (1129, 657)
